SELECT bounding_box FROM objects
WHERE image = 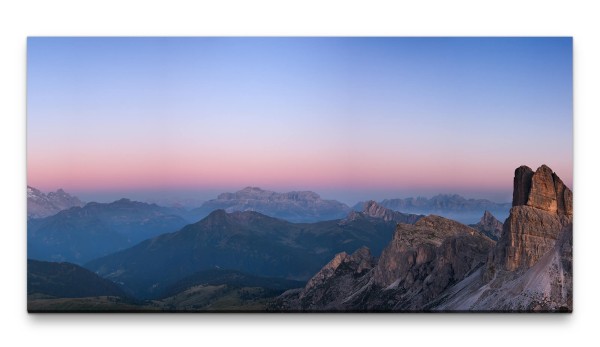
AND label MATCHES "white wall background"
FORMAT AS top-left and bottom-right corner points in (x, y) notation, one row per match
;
(1, 1), (598, 346)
